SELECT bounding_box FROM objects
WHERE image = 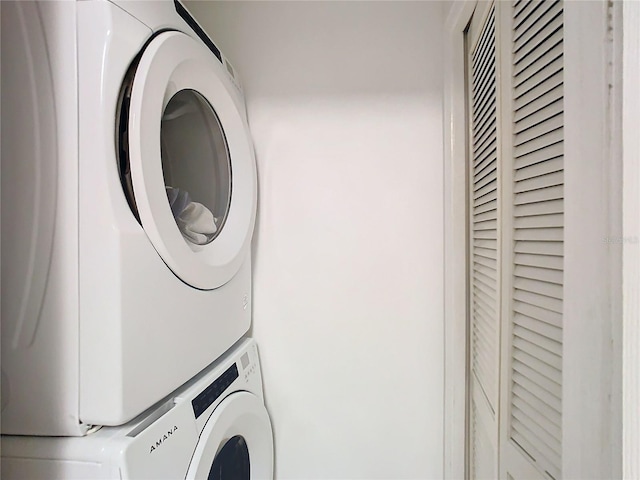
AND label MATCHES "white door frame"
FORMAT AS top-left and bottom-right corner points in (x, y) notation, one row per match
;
(443, 2), (625, 478)
(562, 2), (623, 477)
(443, 2), (475, 478)
(622, 1), (640, 478)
